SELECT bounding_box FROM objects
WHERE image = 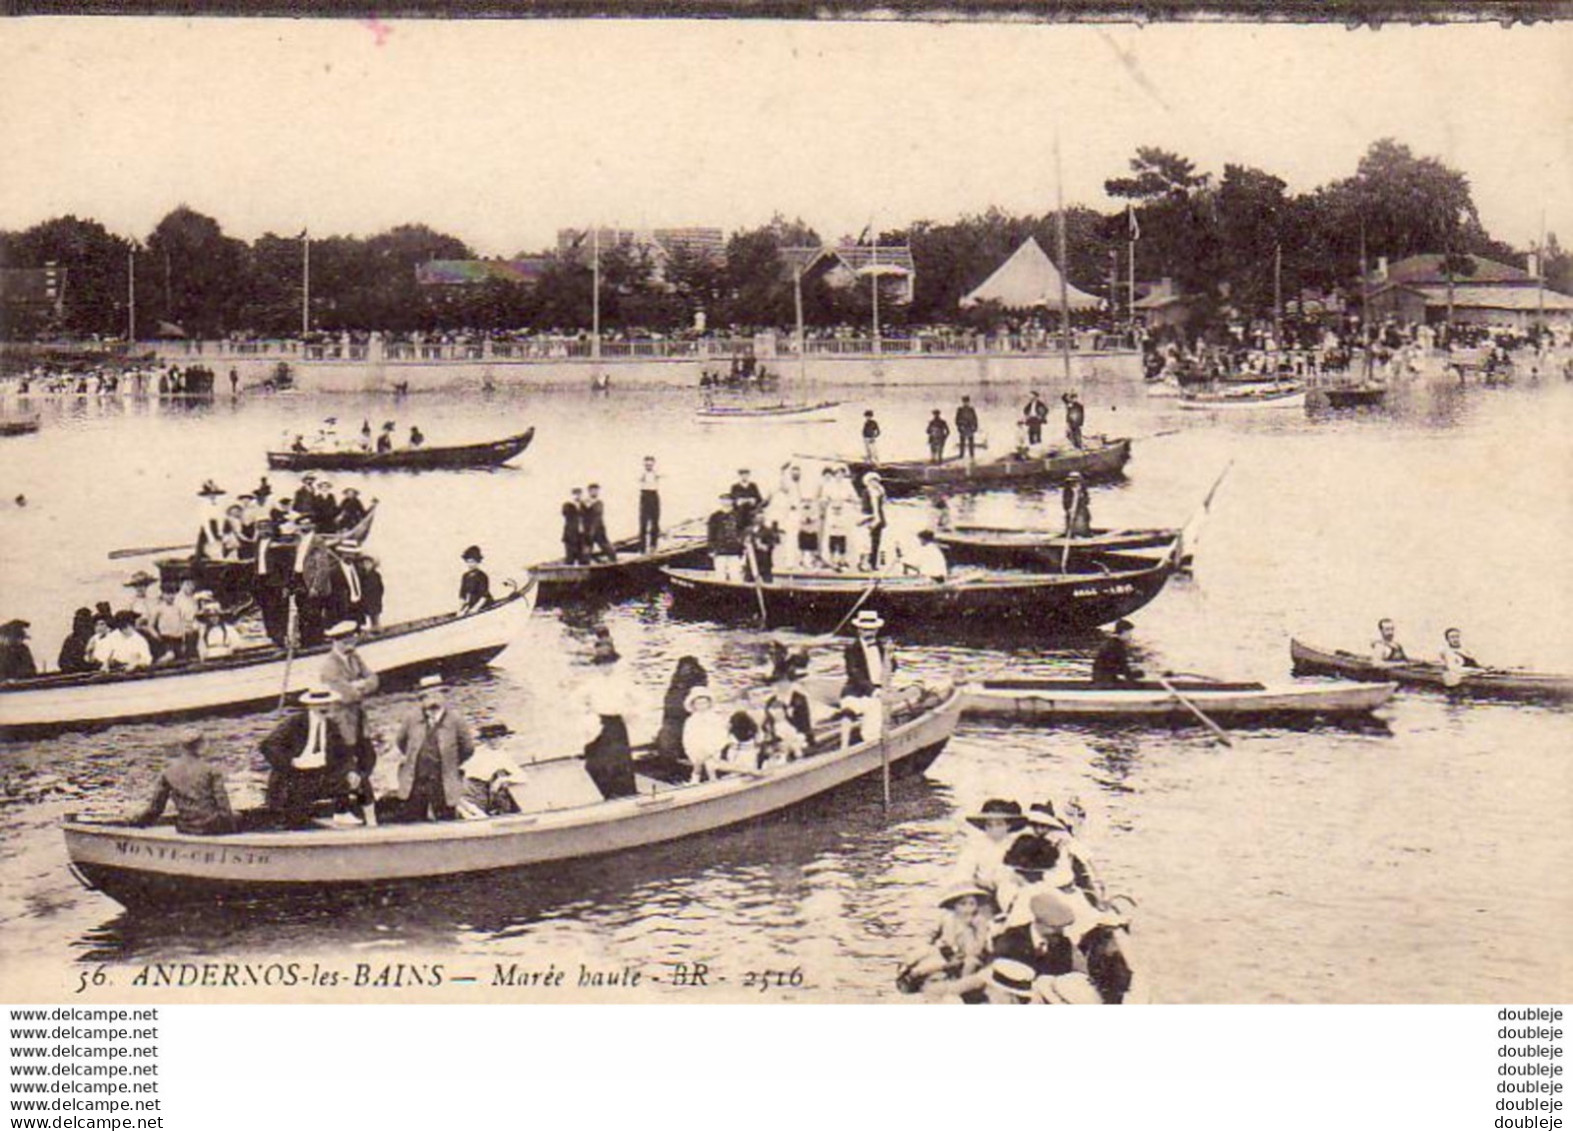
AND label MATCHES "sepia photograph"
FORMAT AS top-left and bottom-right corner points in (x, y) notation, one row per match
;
(0, 15), (1569, 1009)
